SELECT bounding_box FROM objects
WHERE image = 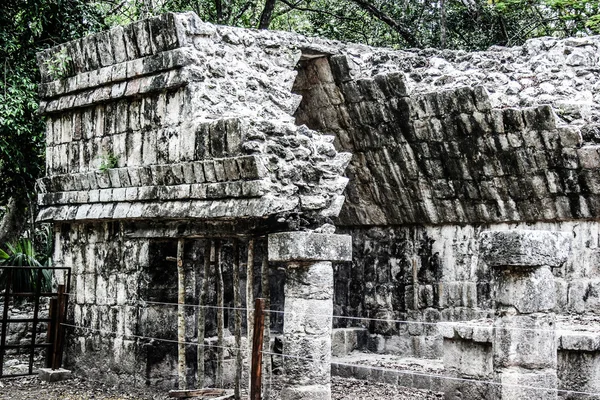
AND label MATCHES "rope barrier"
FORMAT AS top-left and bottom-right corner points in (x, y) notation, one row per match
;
(61, 323), (245, 352)
(62, 292), (568, 334)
